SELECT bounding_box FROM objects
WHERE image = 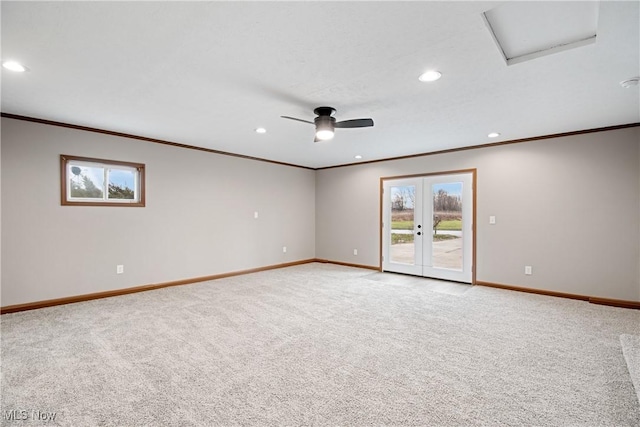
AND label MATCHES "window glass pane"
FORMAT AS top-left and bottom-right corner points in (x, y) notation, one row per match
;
(68, 164), (104, 199)
(107, 168), (136, 200)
